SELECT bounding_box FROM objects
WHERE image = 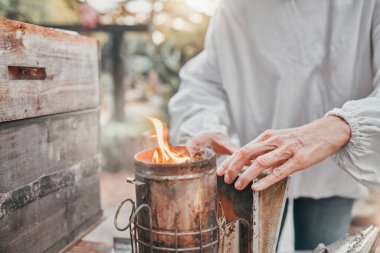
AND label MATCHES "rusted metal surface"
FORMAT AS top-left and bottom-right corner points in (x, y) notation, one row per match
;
(217, 175), (289, 253)
(7, 66), (47, 80)
(217, 176), (252, 252)
(122, 146), (220, 252)
(313, 225), (379, 253)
